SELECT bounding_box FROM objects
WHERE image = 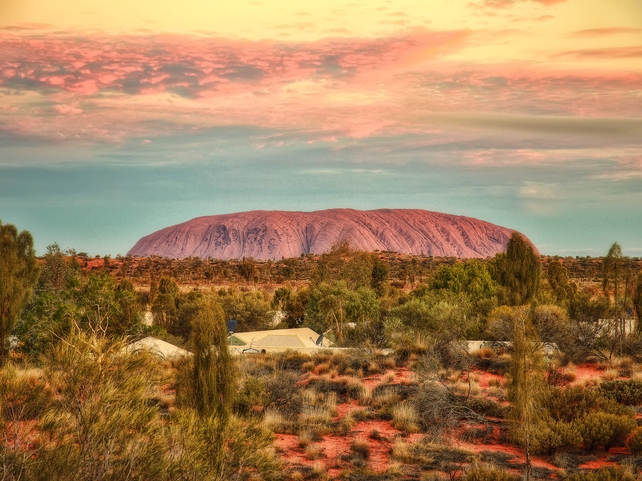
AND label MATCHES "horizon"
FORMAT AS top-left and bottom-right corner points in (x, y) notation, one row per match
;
(1, 1), (641, 258)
